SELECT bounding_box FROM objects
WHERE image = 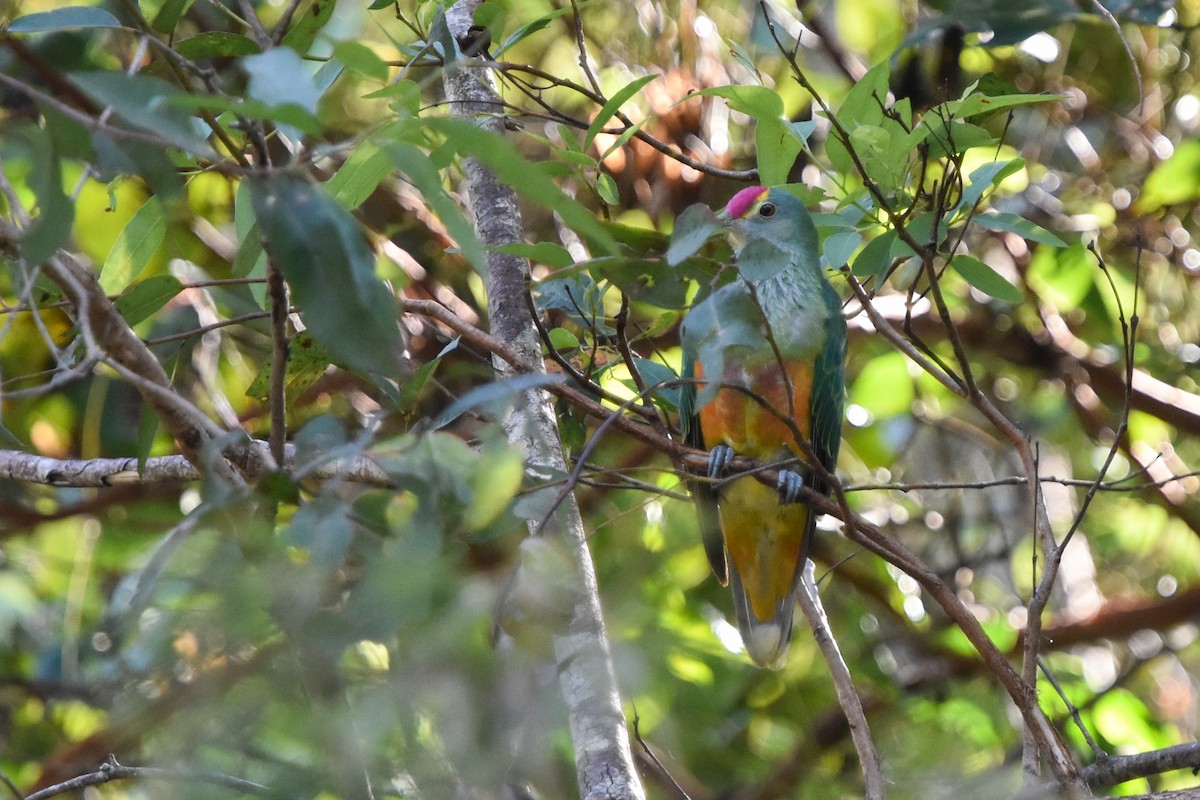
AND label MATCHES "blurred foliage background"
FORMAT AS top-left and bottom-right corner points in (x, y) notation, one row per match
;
(0, 0), (1198, 798)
